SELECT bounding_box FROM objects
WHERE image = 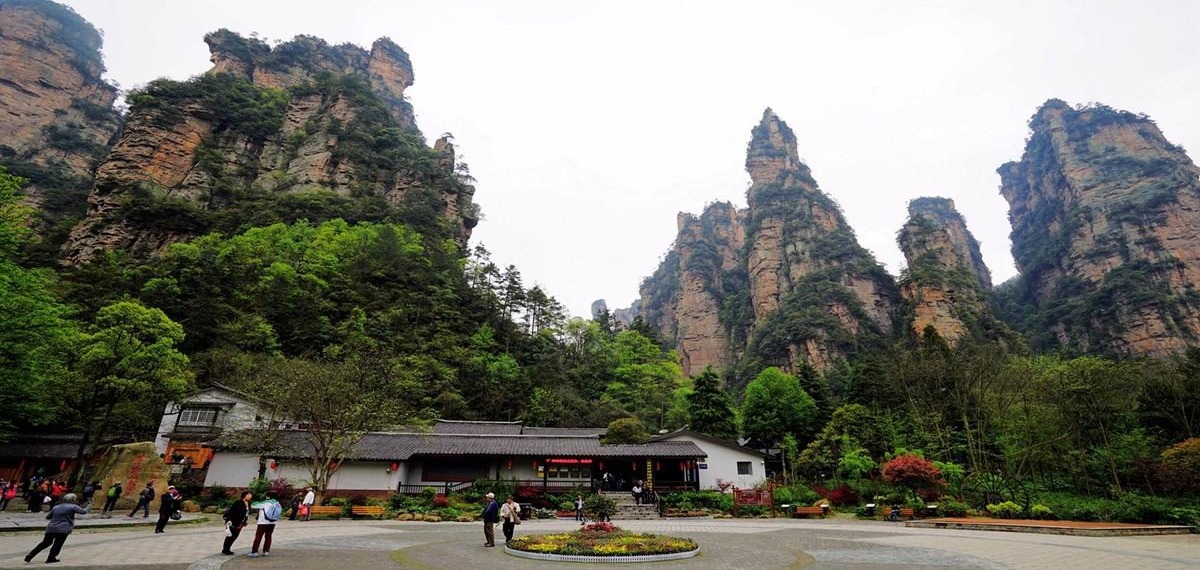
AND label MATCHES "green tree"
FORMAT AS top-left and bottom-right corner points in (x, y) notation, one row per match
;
(741, 367), (818, 448)
(53, 301), (193, 483)
(605, 417), (650, 444)
(686, 366), (738, 440)
(0, 166), (77, 439)
(230, 353), (419, 502)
